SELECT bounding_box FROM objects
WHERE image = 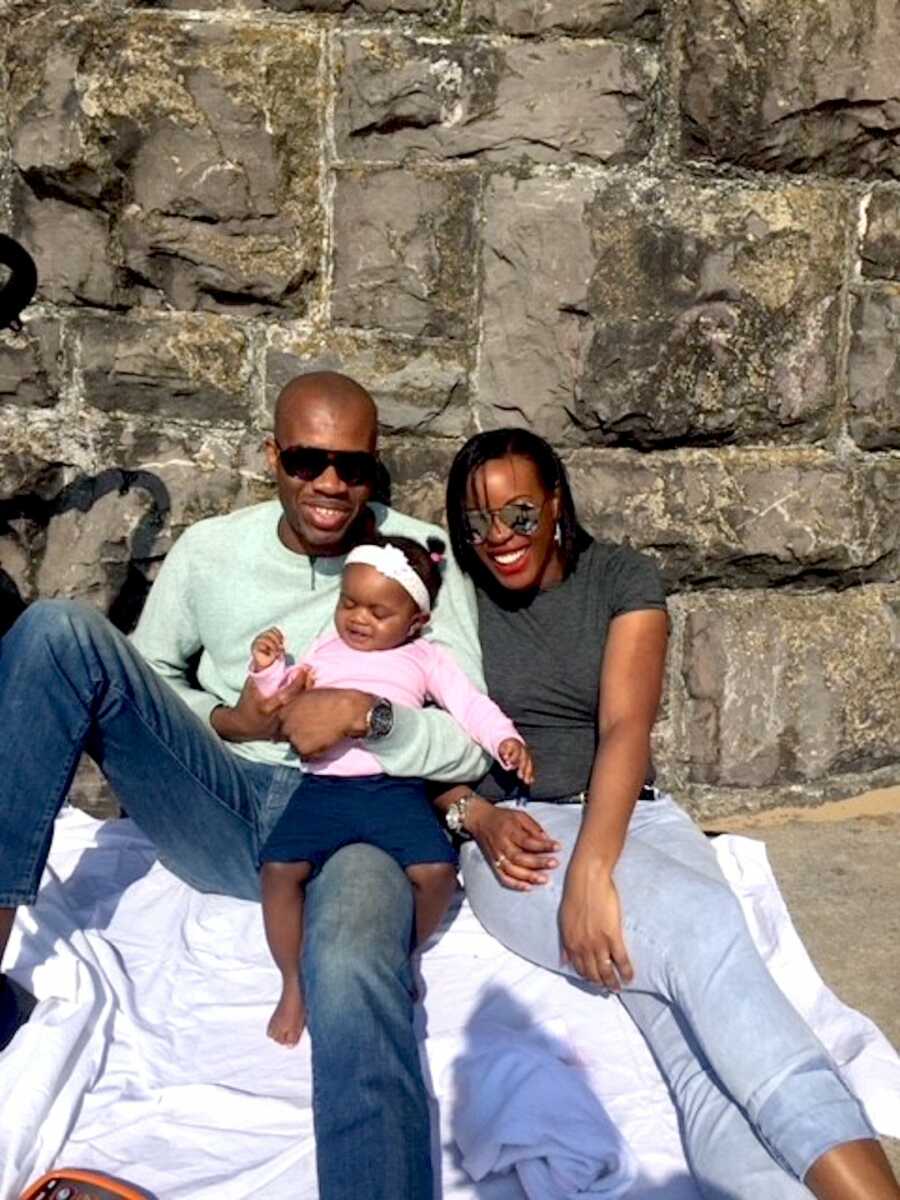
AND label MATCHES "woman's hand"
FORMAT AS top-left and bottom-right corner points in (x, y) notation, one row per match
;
(466, 796), (560, 891)
(559, 855), (634, 991)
